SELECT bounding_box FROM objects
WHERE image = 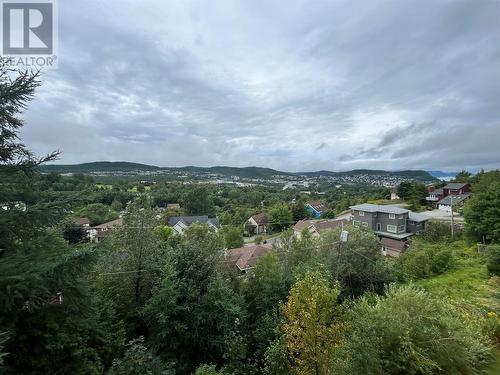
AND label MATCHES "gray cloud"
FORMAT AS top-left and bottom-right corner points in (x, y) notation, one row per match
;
(18, 0), (500, 172)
